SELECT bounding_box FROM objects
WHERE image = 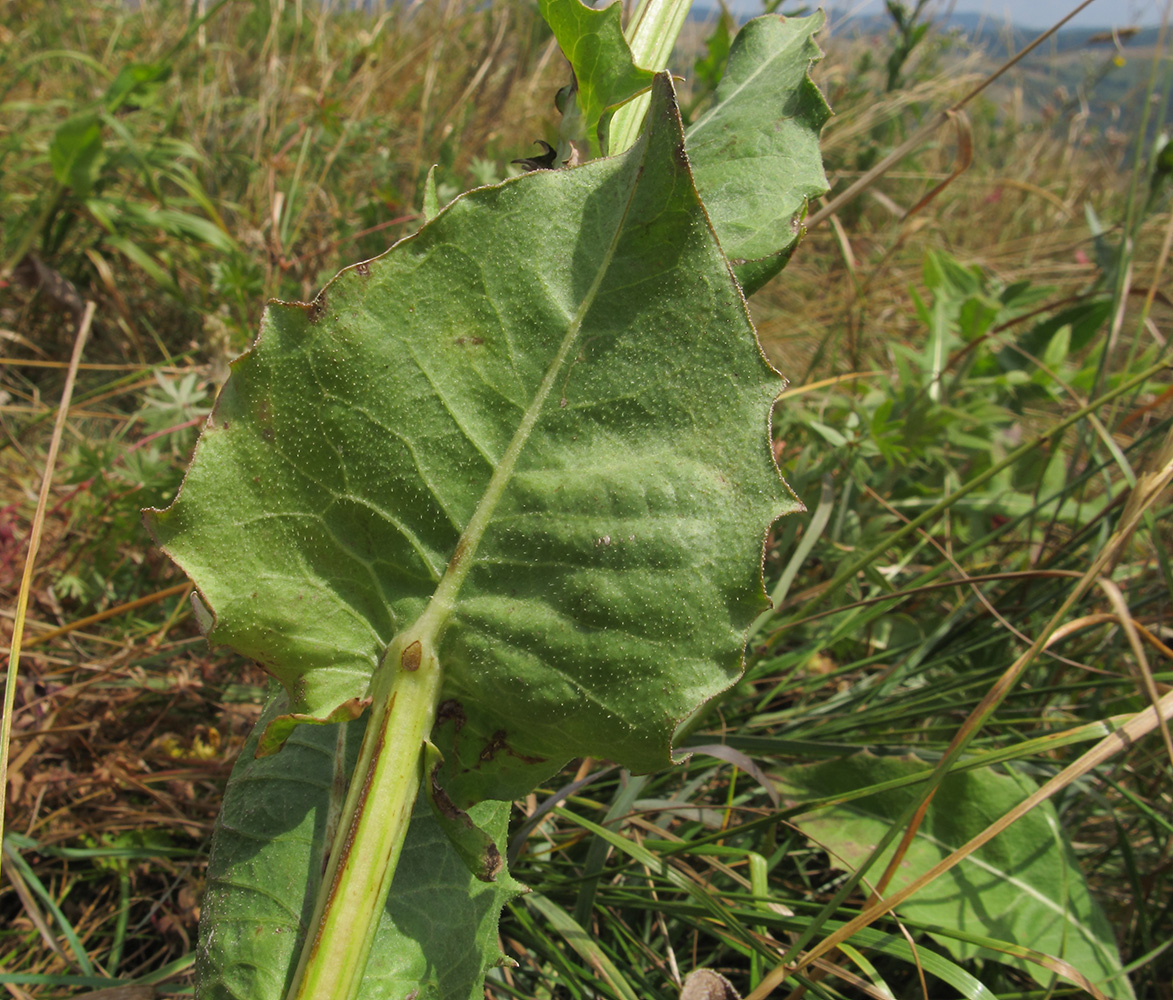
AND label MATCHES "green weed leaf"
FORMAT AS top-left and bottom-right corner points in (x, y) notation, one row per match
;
(196, 690), (519, 1000)
(49, 114), (104, 197)
(147, 73), (796, 809)
(686, 13), (831, 294)
(777, 754), (1134, 999)
(104, 61), (172, 113)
